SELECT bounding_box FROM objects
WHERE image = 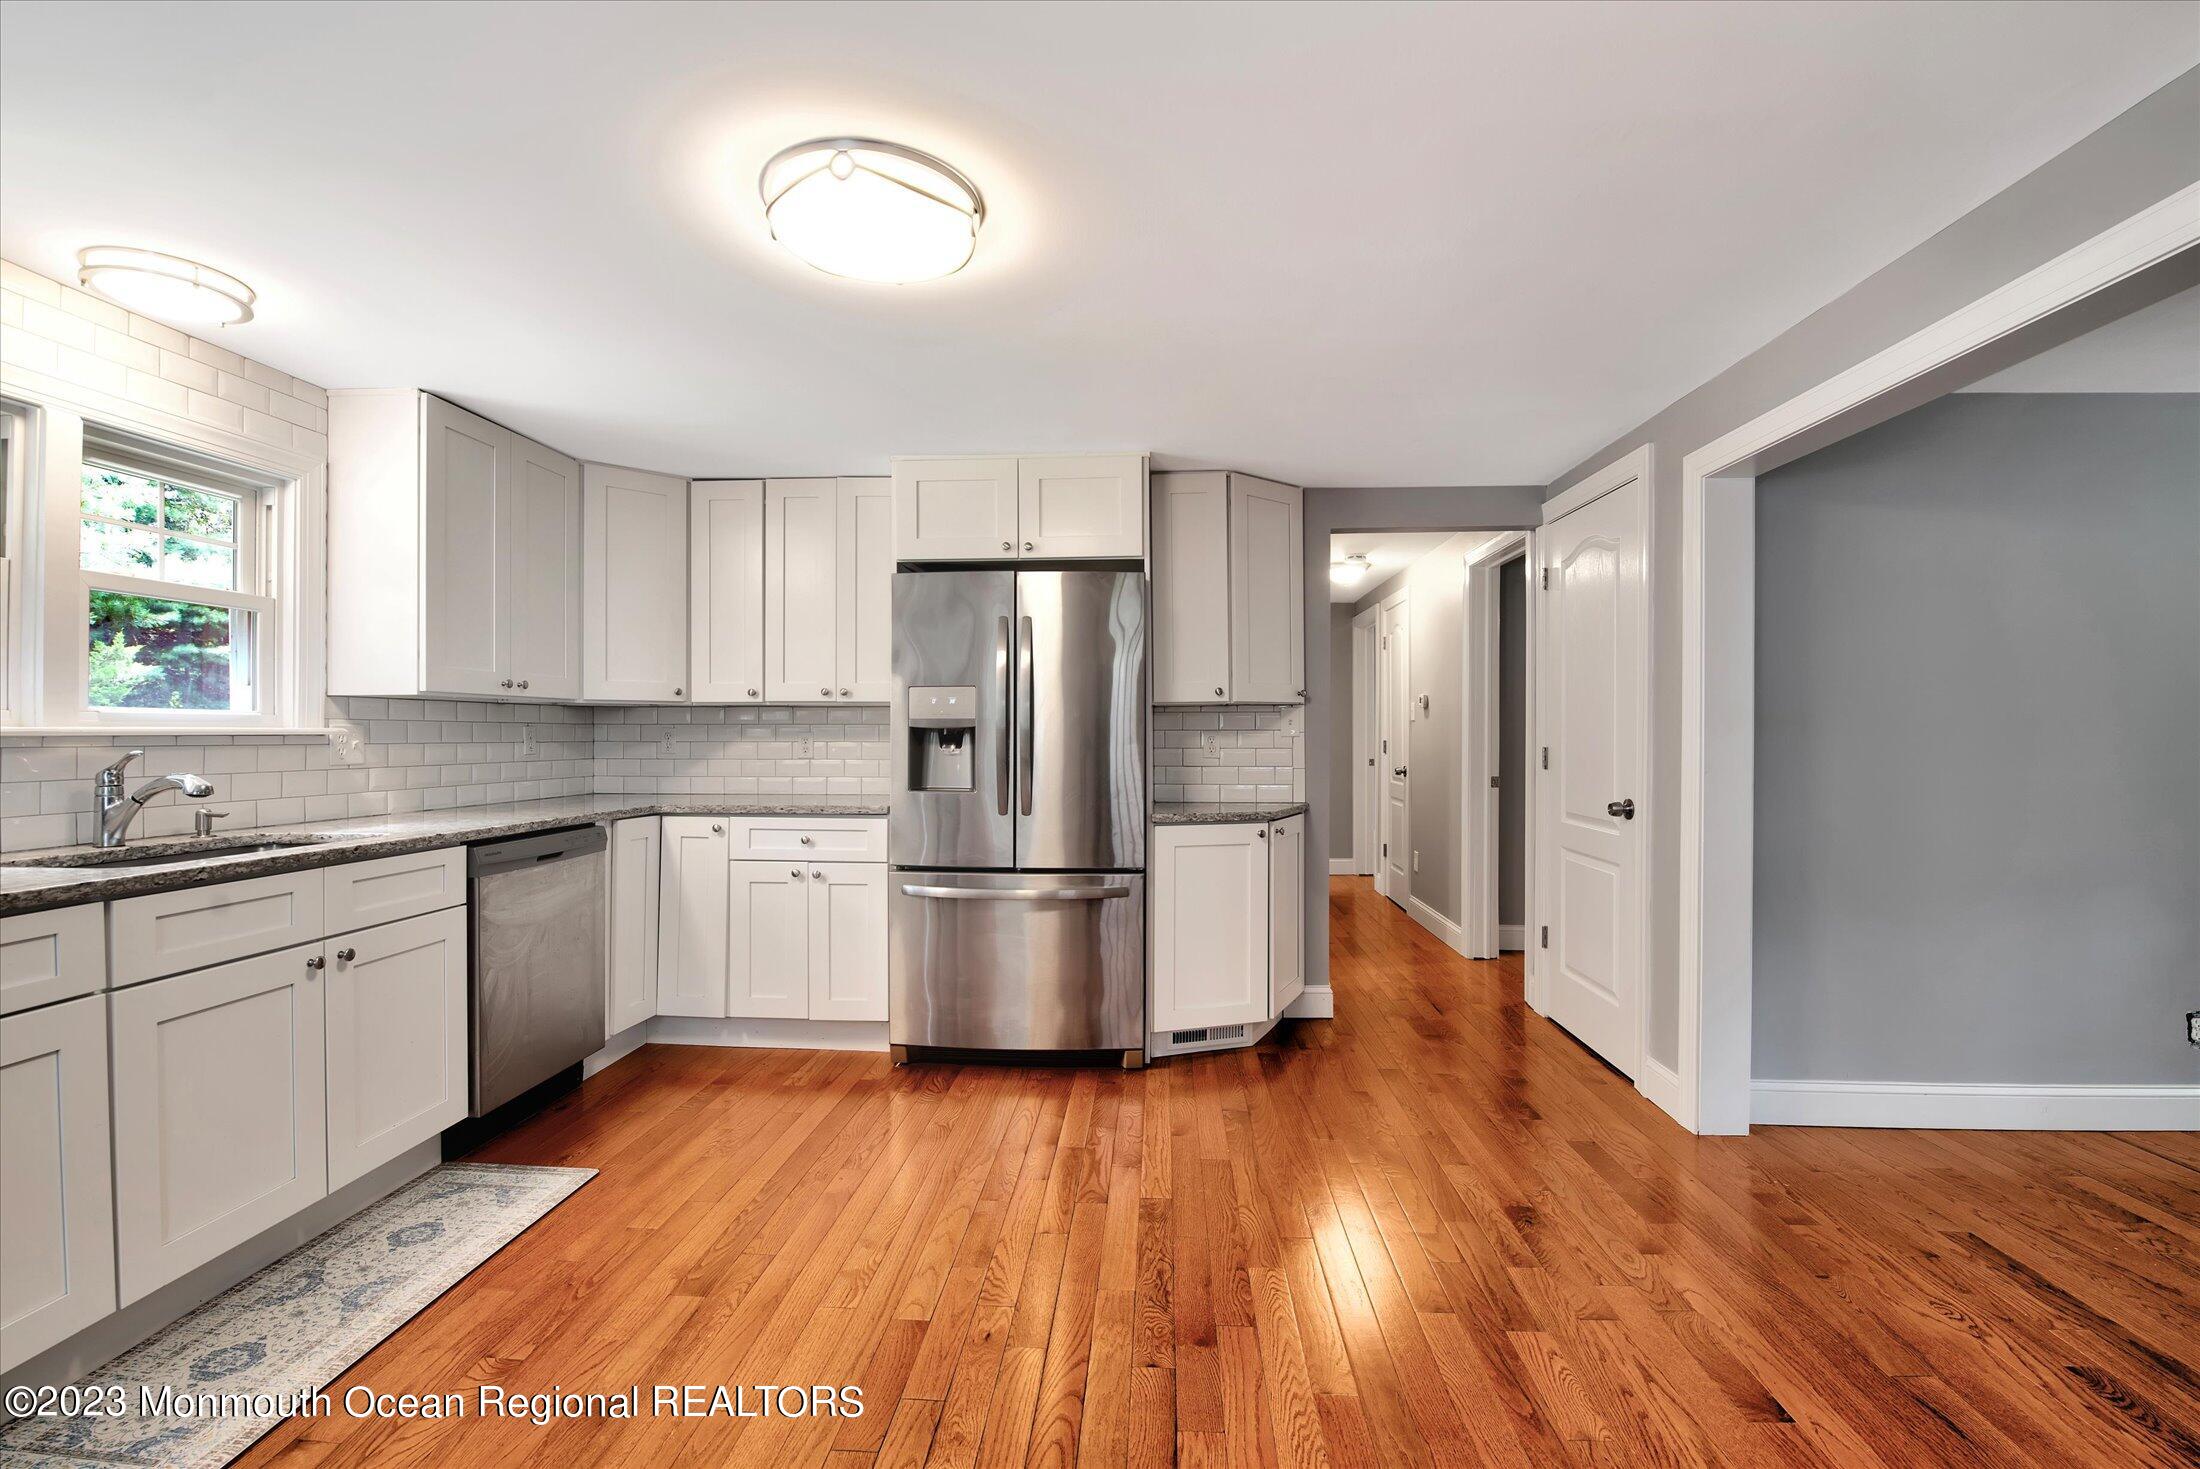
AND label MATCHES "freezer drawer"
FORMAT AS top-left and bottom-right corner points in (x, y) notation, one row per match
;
(890, 870), (1143, 1051)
